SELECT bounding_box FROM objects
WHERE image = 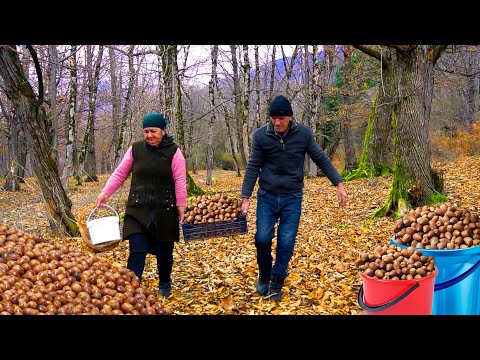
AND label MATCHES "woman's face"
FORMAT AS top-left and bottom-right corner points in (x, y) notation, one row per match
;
(143, 127), (164, 146)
